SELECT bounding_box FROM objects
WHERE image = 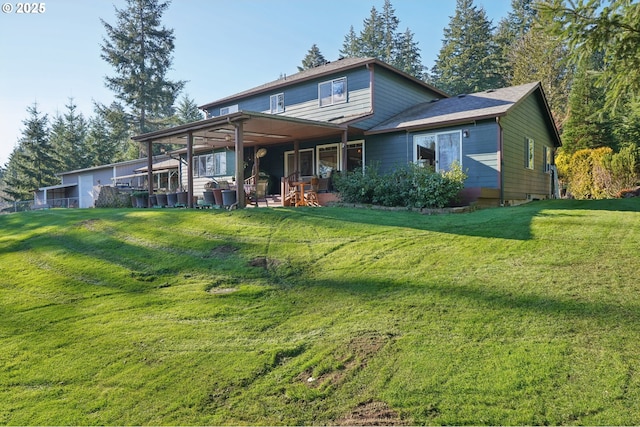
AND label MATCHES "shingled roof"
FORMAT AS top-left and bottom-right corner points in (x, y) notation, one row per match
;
(366, 82), (545, 134)
(199, 57), (448, 110)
